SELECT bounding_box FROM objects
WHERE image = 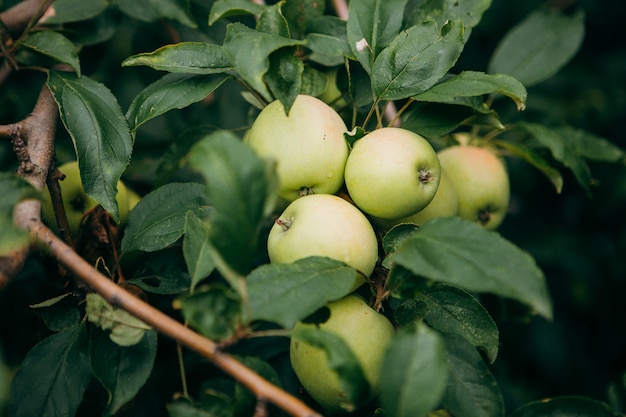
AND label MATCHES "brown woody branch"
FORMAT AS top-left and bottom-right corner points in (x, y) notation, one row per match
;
(28, 220), (322, 417)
